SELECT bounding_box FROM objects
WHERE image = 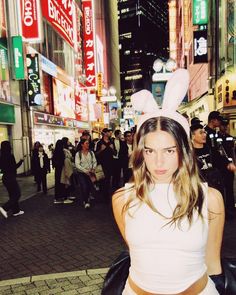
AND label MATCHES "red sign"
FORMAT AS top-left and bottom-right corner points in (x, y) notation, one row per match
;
(17, 0), (42, 42)
(41, 0), (76, 48)
(82, 0), (96, 87)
